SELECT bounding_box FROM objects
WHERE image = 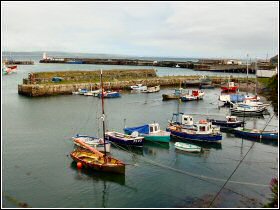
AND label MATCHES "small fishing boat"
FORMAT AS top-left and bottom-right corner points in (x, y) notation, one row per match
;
(174, 142), (202, 153)
(130, 84), (147, 91)
(72, 88), (88, 95)
(162, 88), (187, 100)
(98, 90), (121, 98)
(235, 99), (270, 109)
(233, 127), (278, 140)
(70, 69), (126, 174)
(124, 123), (170, 143)
(2, 65), (17, 75)
(221, 81), (238, 92)
(72, 134), (111, 153)
(208, 116), (244, 129)
(143, 85), (160, 93)
(219, 94), (261, 106)
(105, 131), (144, 147)
(84, 90), (101, 96)
(71, 139), (125, 174)
(199, 84), (215, 89)
(230, 104), (267, 116)
(167, 114), (222, 143)
(180, 90), (205, 102)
